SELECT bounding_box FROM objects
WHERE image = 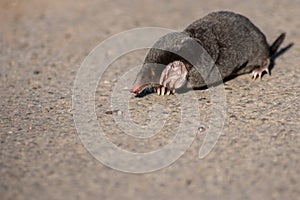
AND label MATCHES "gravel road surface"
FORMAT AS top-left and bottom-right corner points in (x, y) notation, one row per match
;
(1, 0), (299, 199)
